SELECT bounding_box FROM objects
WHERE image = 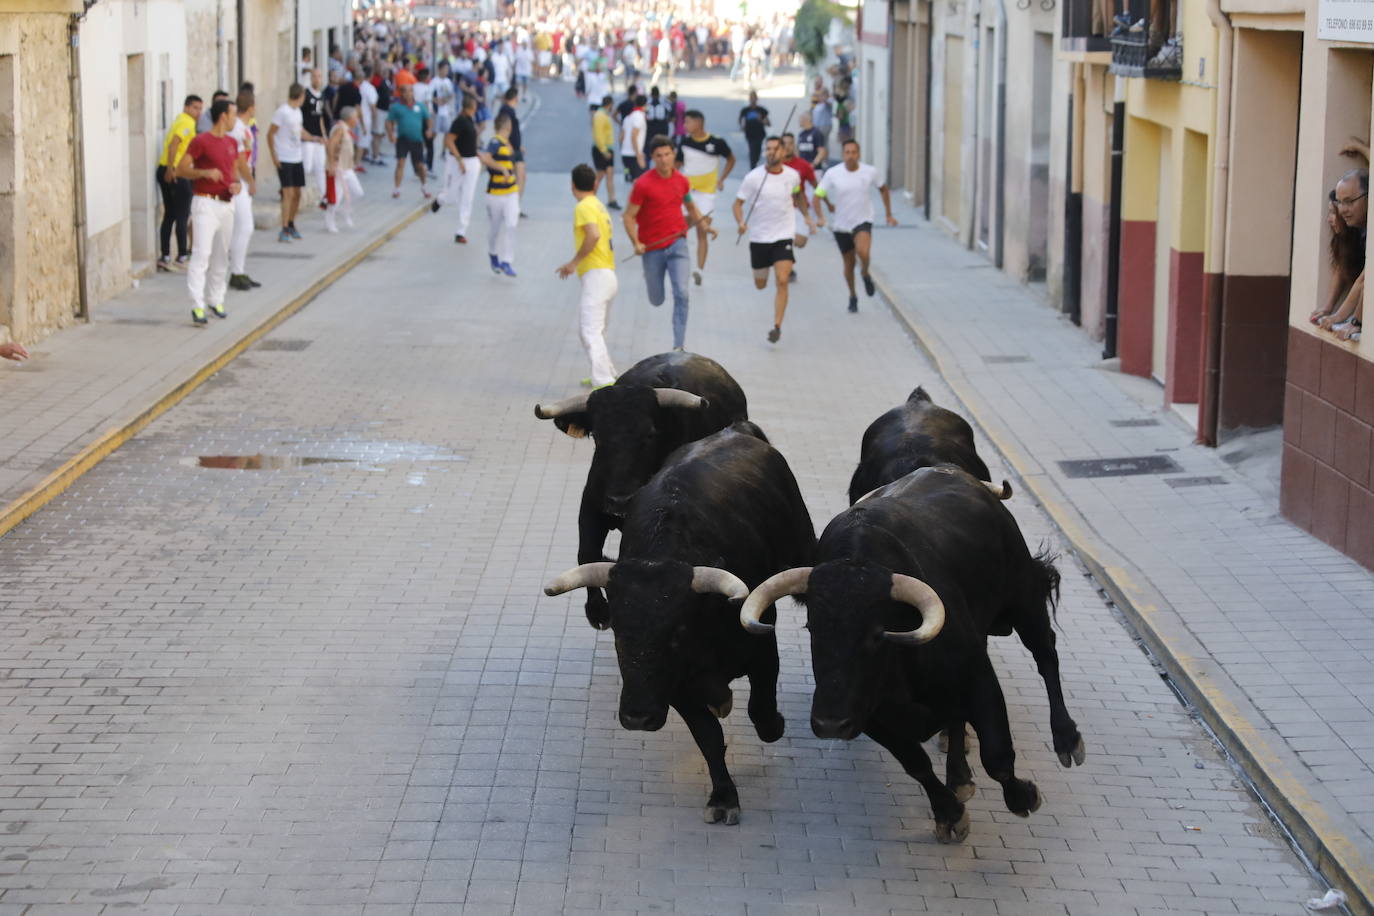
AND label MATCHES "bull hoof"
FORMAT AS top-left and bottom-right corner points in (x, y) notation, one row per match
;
(704, 803), (740, 825)
(707, 690), (734, 719)
(584, 597), (610, 630)
(753, 712), (785, 743)
(952, 781), (976, 803)
(934, 810), (970, 844)
(1056, 735), (1087, 768)
(1008, 781), (1042, 818)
